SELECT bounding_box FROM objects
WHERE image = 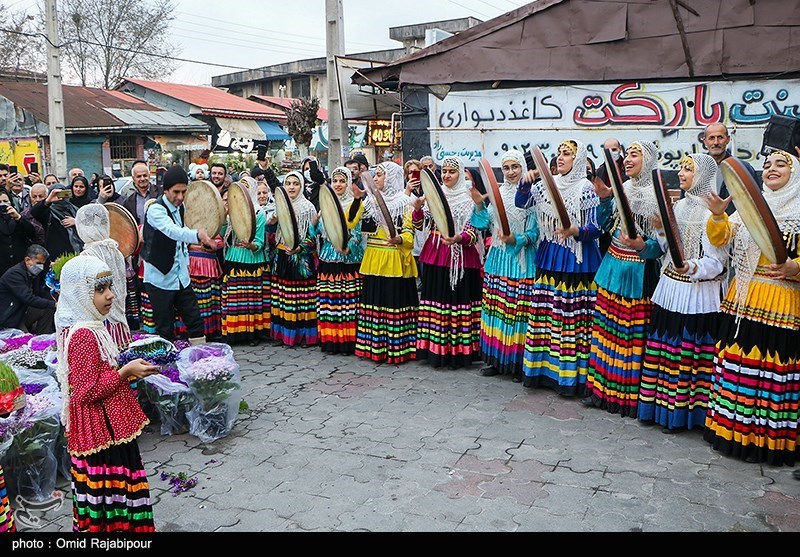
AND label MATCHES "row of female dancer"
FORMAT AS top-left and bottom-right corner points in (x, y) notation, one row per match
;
(139, 142), (800, 469)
